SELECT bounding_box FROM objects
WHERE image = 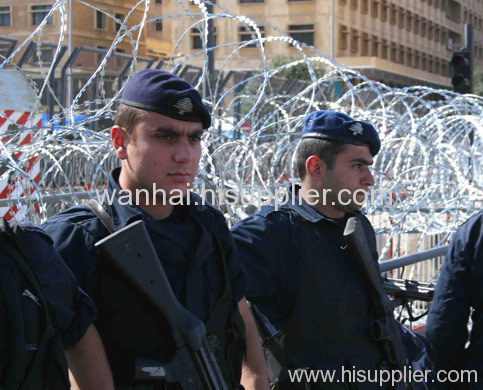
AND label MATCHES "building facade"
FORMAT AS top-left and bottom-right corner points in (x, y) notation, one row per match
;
(0, 0), (155, 57)
(156, 0), (483, 89)
(0, 1), (481, 89)
(0, 1), (171, 111)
